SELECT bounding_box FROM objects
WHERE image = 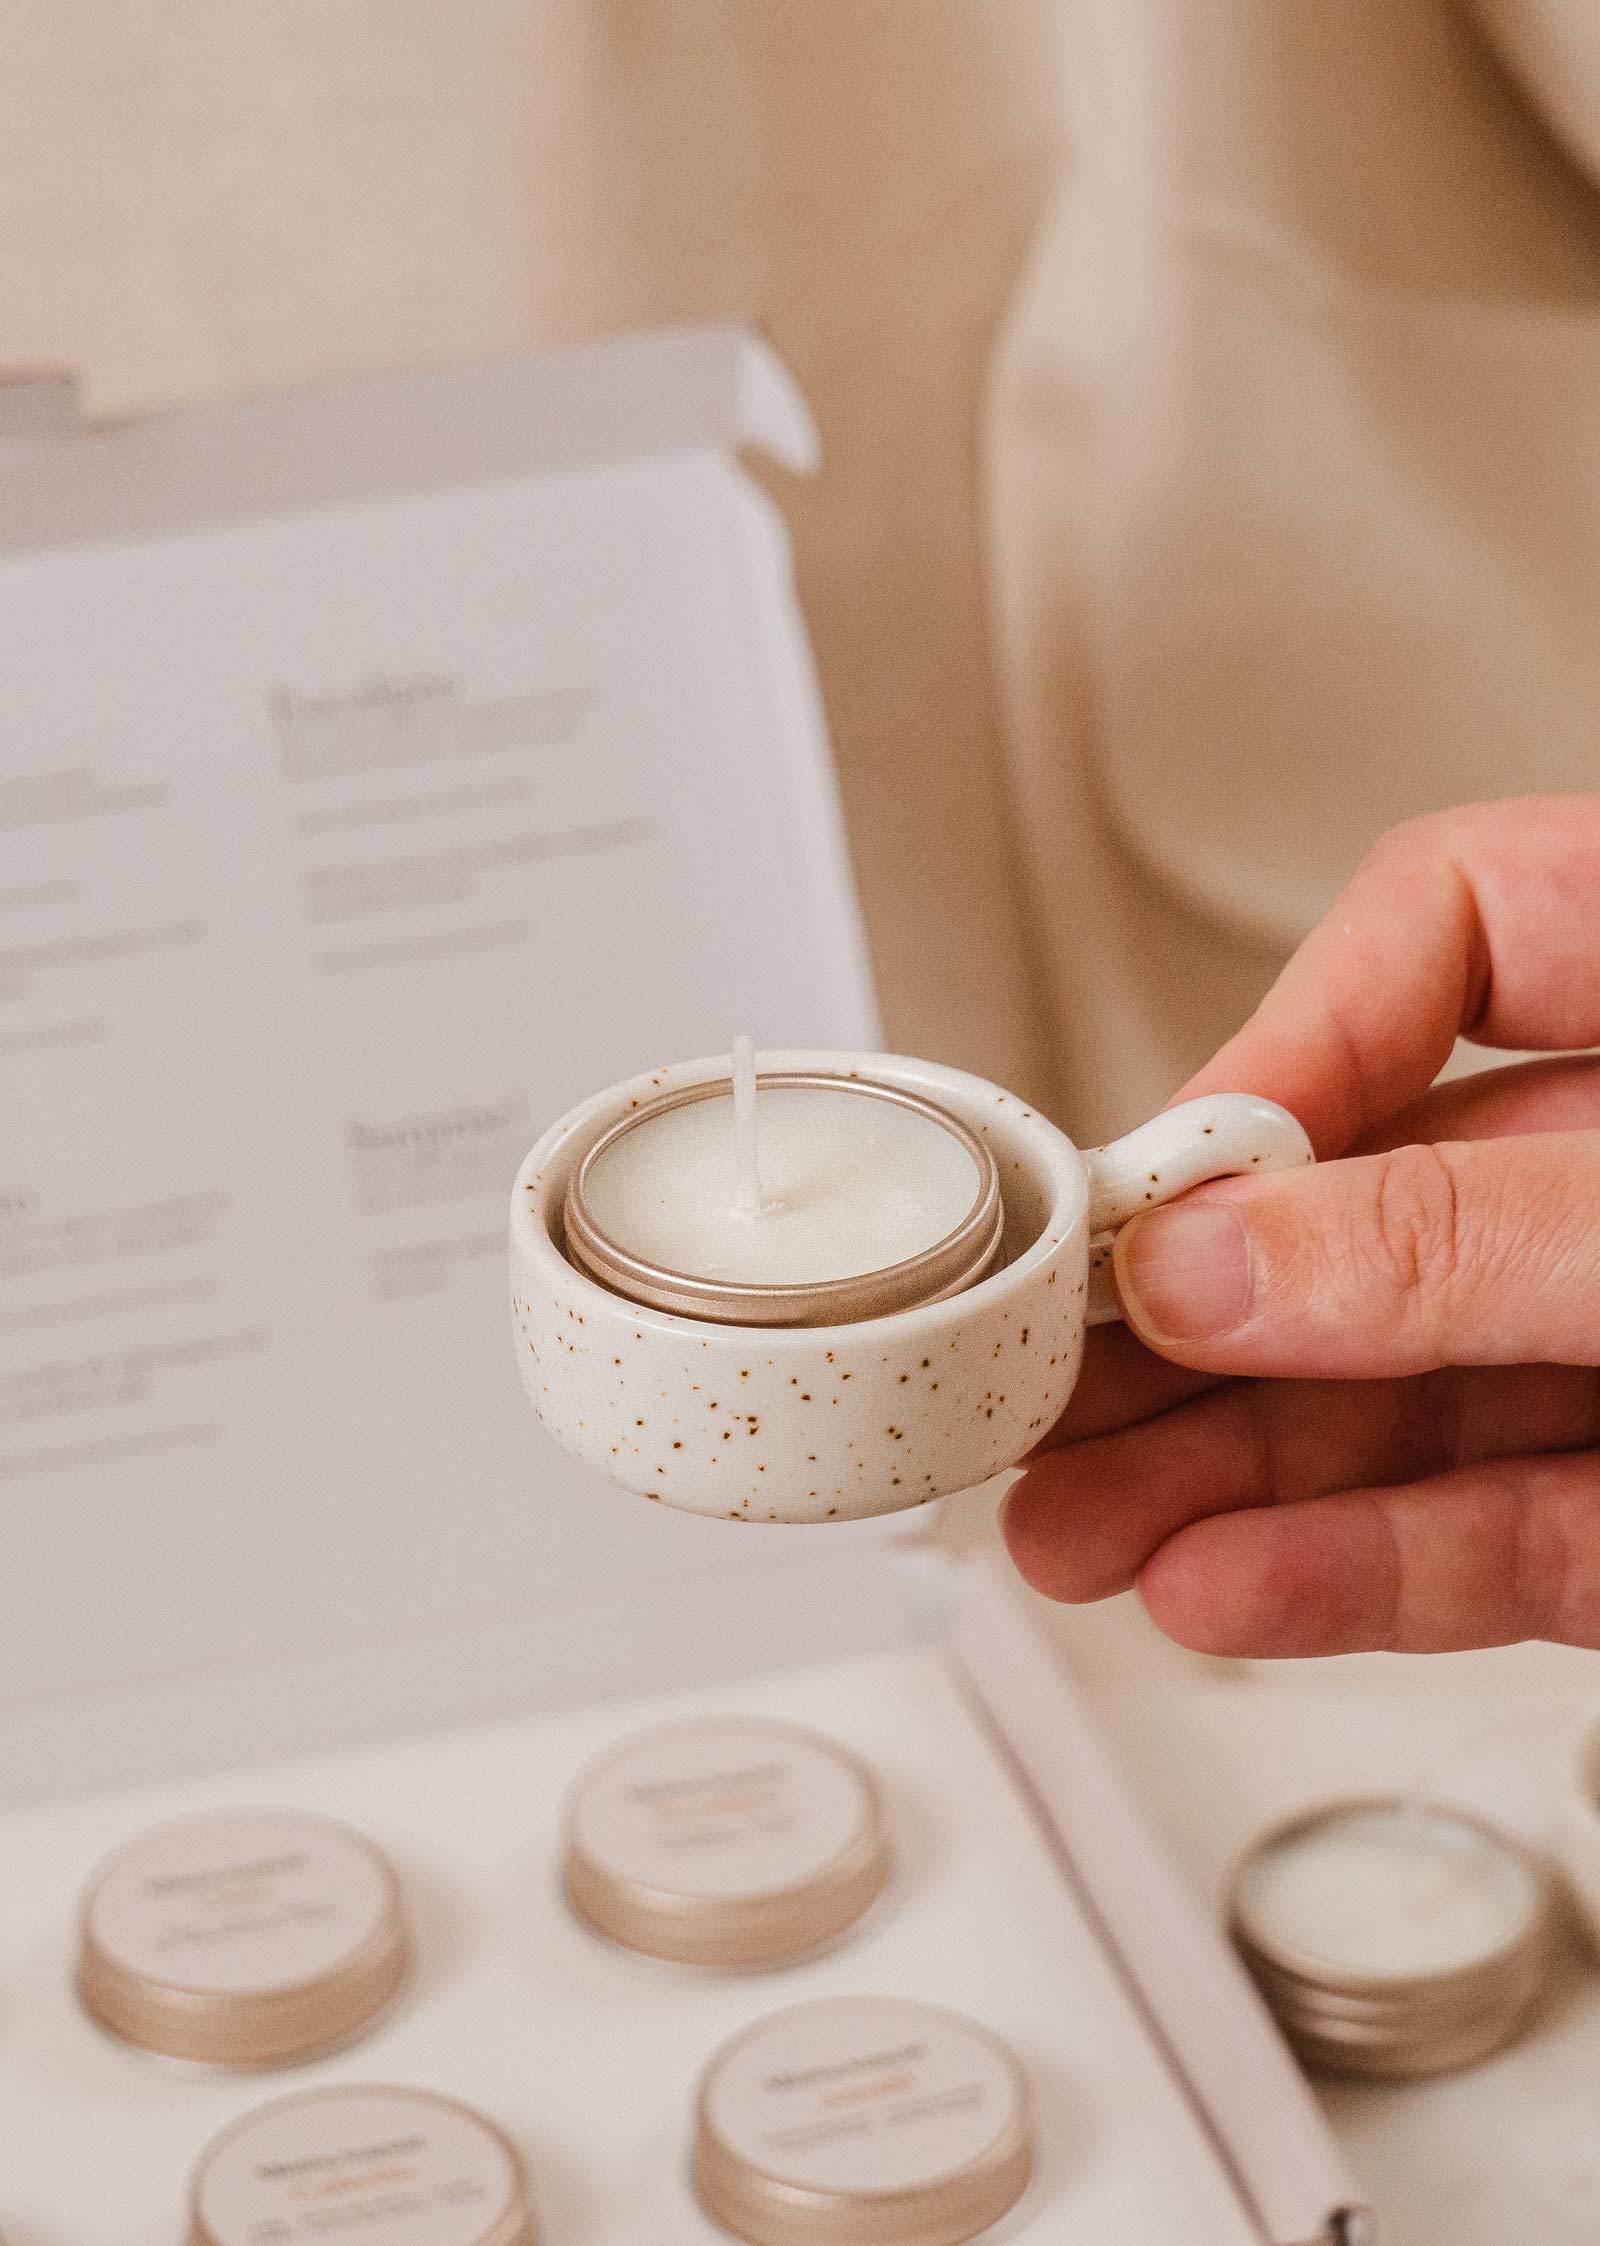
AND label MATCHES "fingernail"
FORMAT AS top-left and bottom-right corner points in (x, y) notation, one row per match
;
(1116, 1203), (1252, 1342)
